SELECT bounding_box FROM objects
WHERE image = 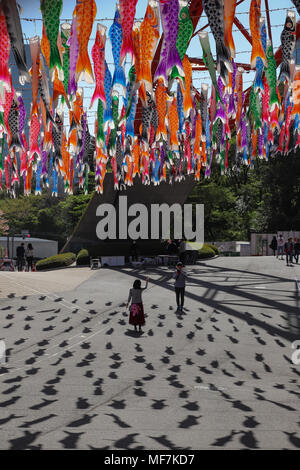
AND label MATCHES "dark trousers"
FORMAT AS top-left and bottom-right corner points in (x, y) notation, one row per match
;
(294, 252), (299, 263)
(179, 252), (186, 265)
(27, 257), (33, 271)
(17, 256), (24, 271)
(175, 287), (185, 307)
(286, 253), (293, 264)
